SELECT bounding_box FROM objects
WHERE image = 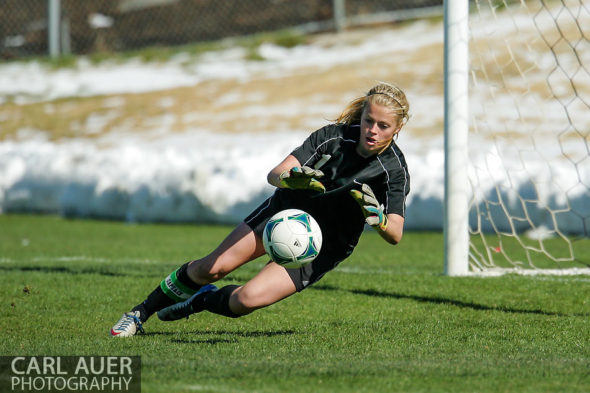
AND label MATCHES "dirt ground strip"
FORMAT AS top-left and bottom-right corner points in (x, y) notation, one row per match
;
(0, 25), (445, 143)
